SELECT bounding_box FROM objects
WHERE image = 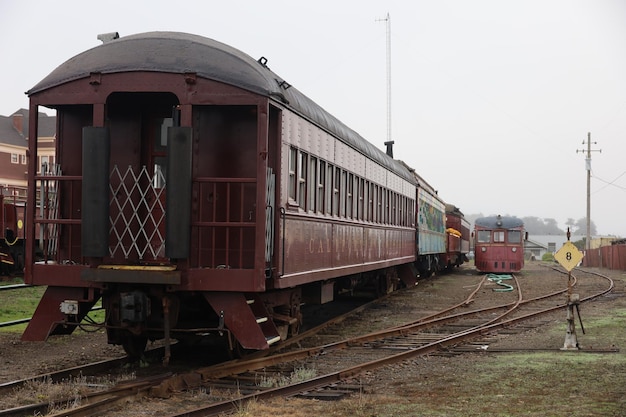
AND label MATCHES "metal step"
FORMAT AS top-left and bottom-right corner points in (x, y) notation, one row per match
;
(266, 335), (281, 345)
